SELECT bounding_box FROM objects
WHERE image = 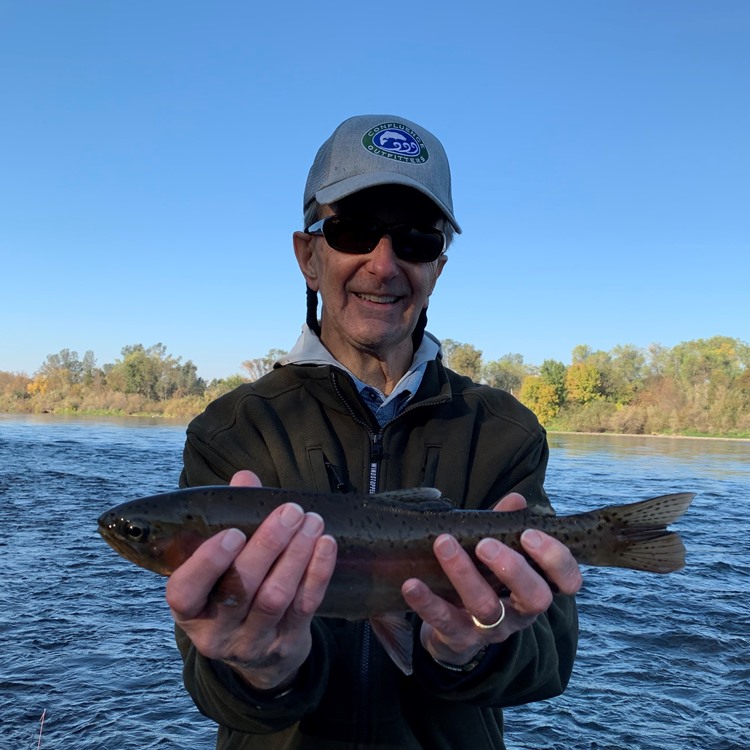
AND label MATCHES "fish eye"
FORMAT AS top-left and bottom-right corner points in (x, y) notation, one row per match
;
(120, 520), (149, 543)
